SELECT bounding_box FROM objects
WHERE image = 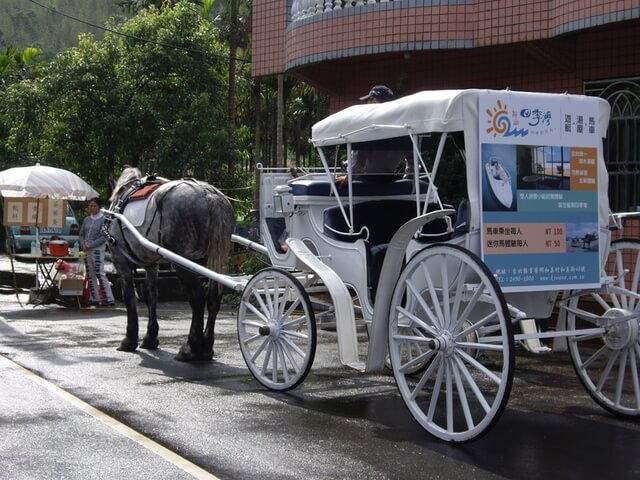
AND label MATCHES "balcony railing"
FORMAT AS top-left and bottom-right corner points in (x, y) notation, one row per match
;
(291, 0), (392, 23)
